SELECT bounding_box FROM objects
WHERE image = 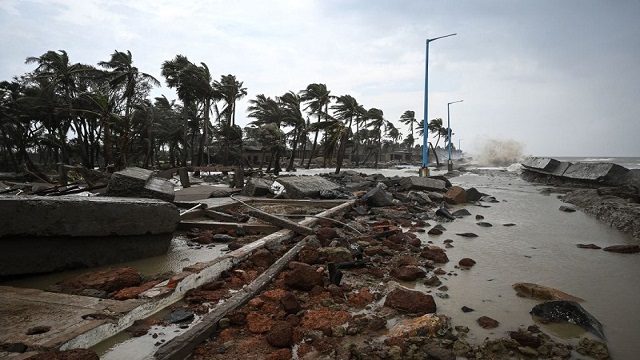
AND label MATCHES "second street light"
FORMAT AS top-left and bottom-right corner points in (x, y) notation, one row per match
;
(447, 99), (463, 171)
(421, 32), (457, 177)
